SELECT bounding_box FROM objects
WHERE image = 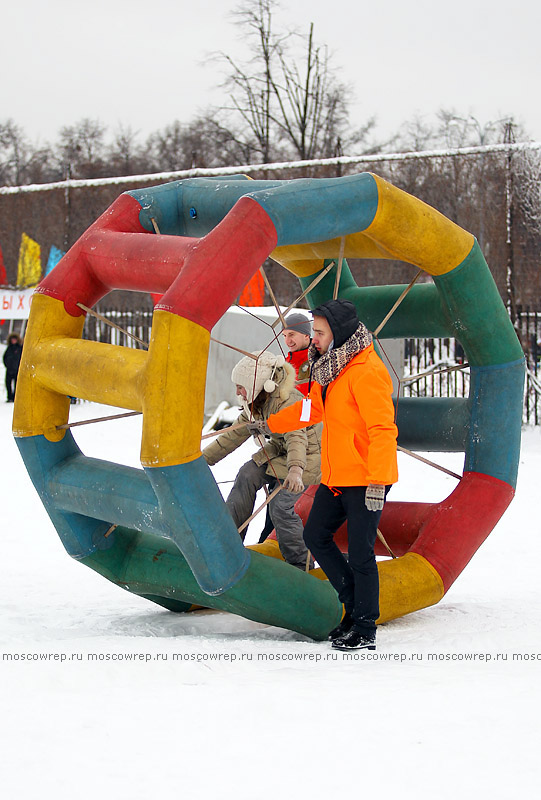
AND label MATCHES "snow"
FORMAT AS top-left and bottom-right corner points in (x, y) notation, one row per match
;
(1, 399), (540, 798)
